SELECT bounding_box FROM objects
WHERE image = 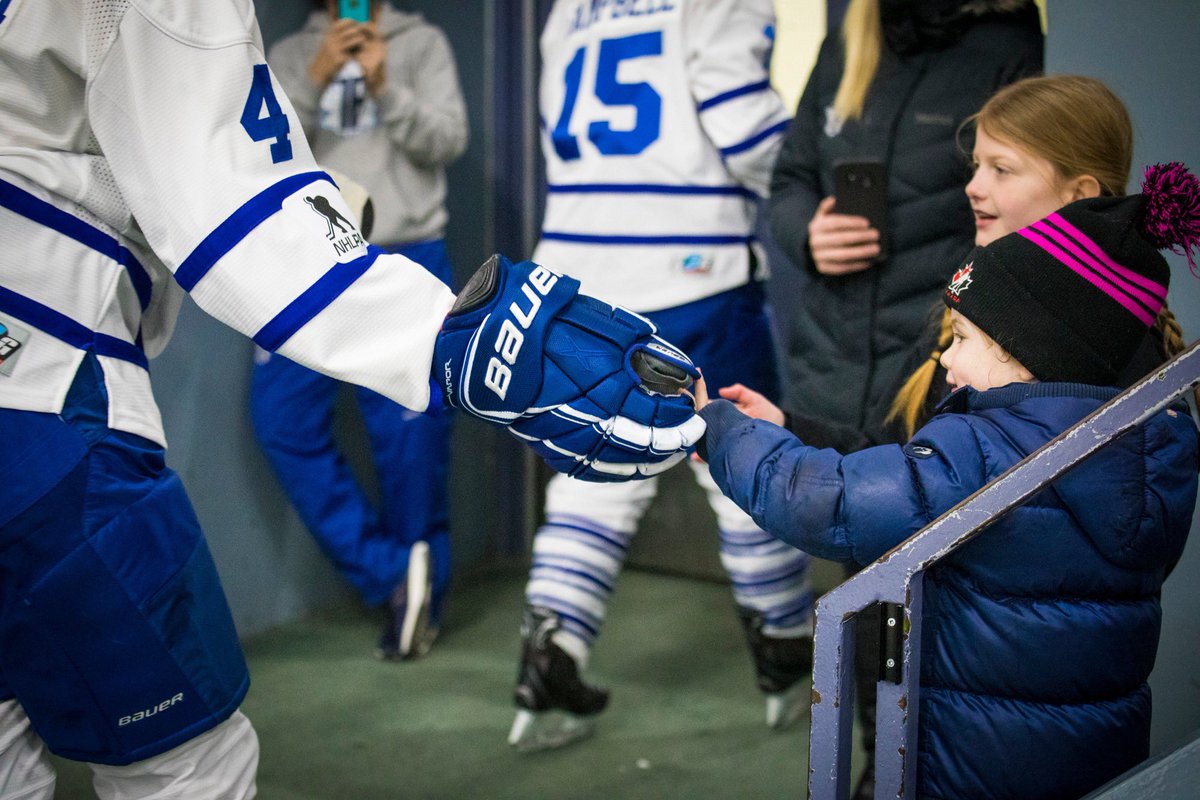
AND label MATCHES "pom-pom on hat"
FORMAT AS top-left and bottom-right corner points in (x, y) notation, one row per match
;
(943, 162), (1200, 384)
